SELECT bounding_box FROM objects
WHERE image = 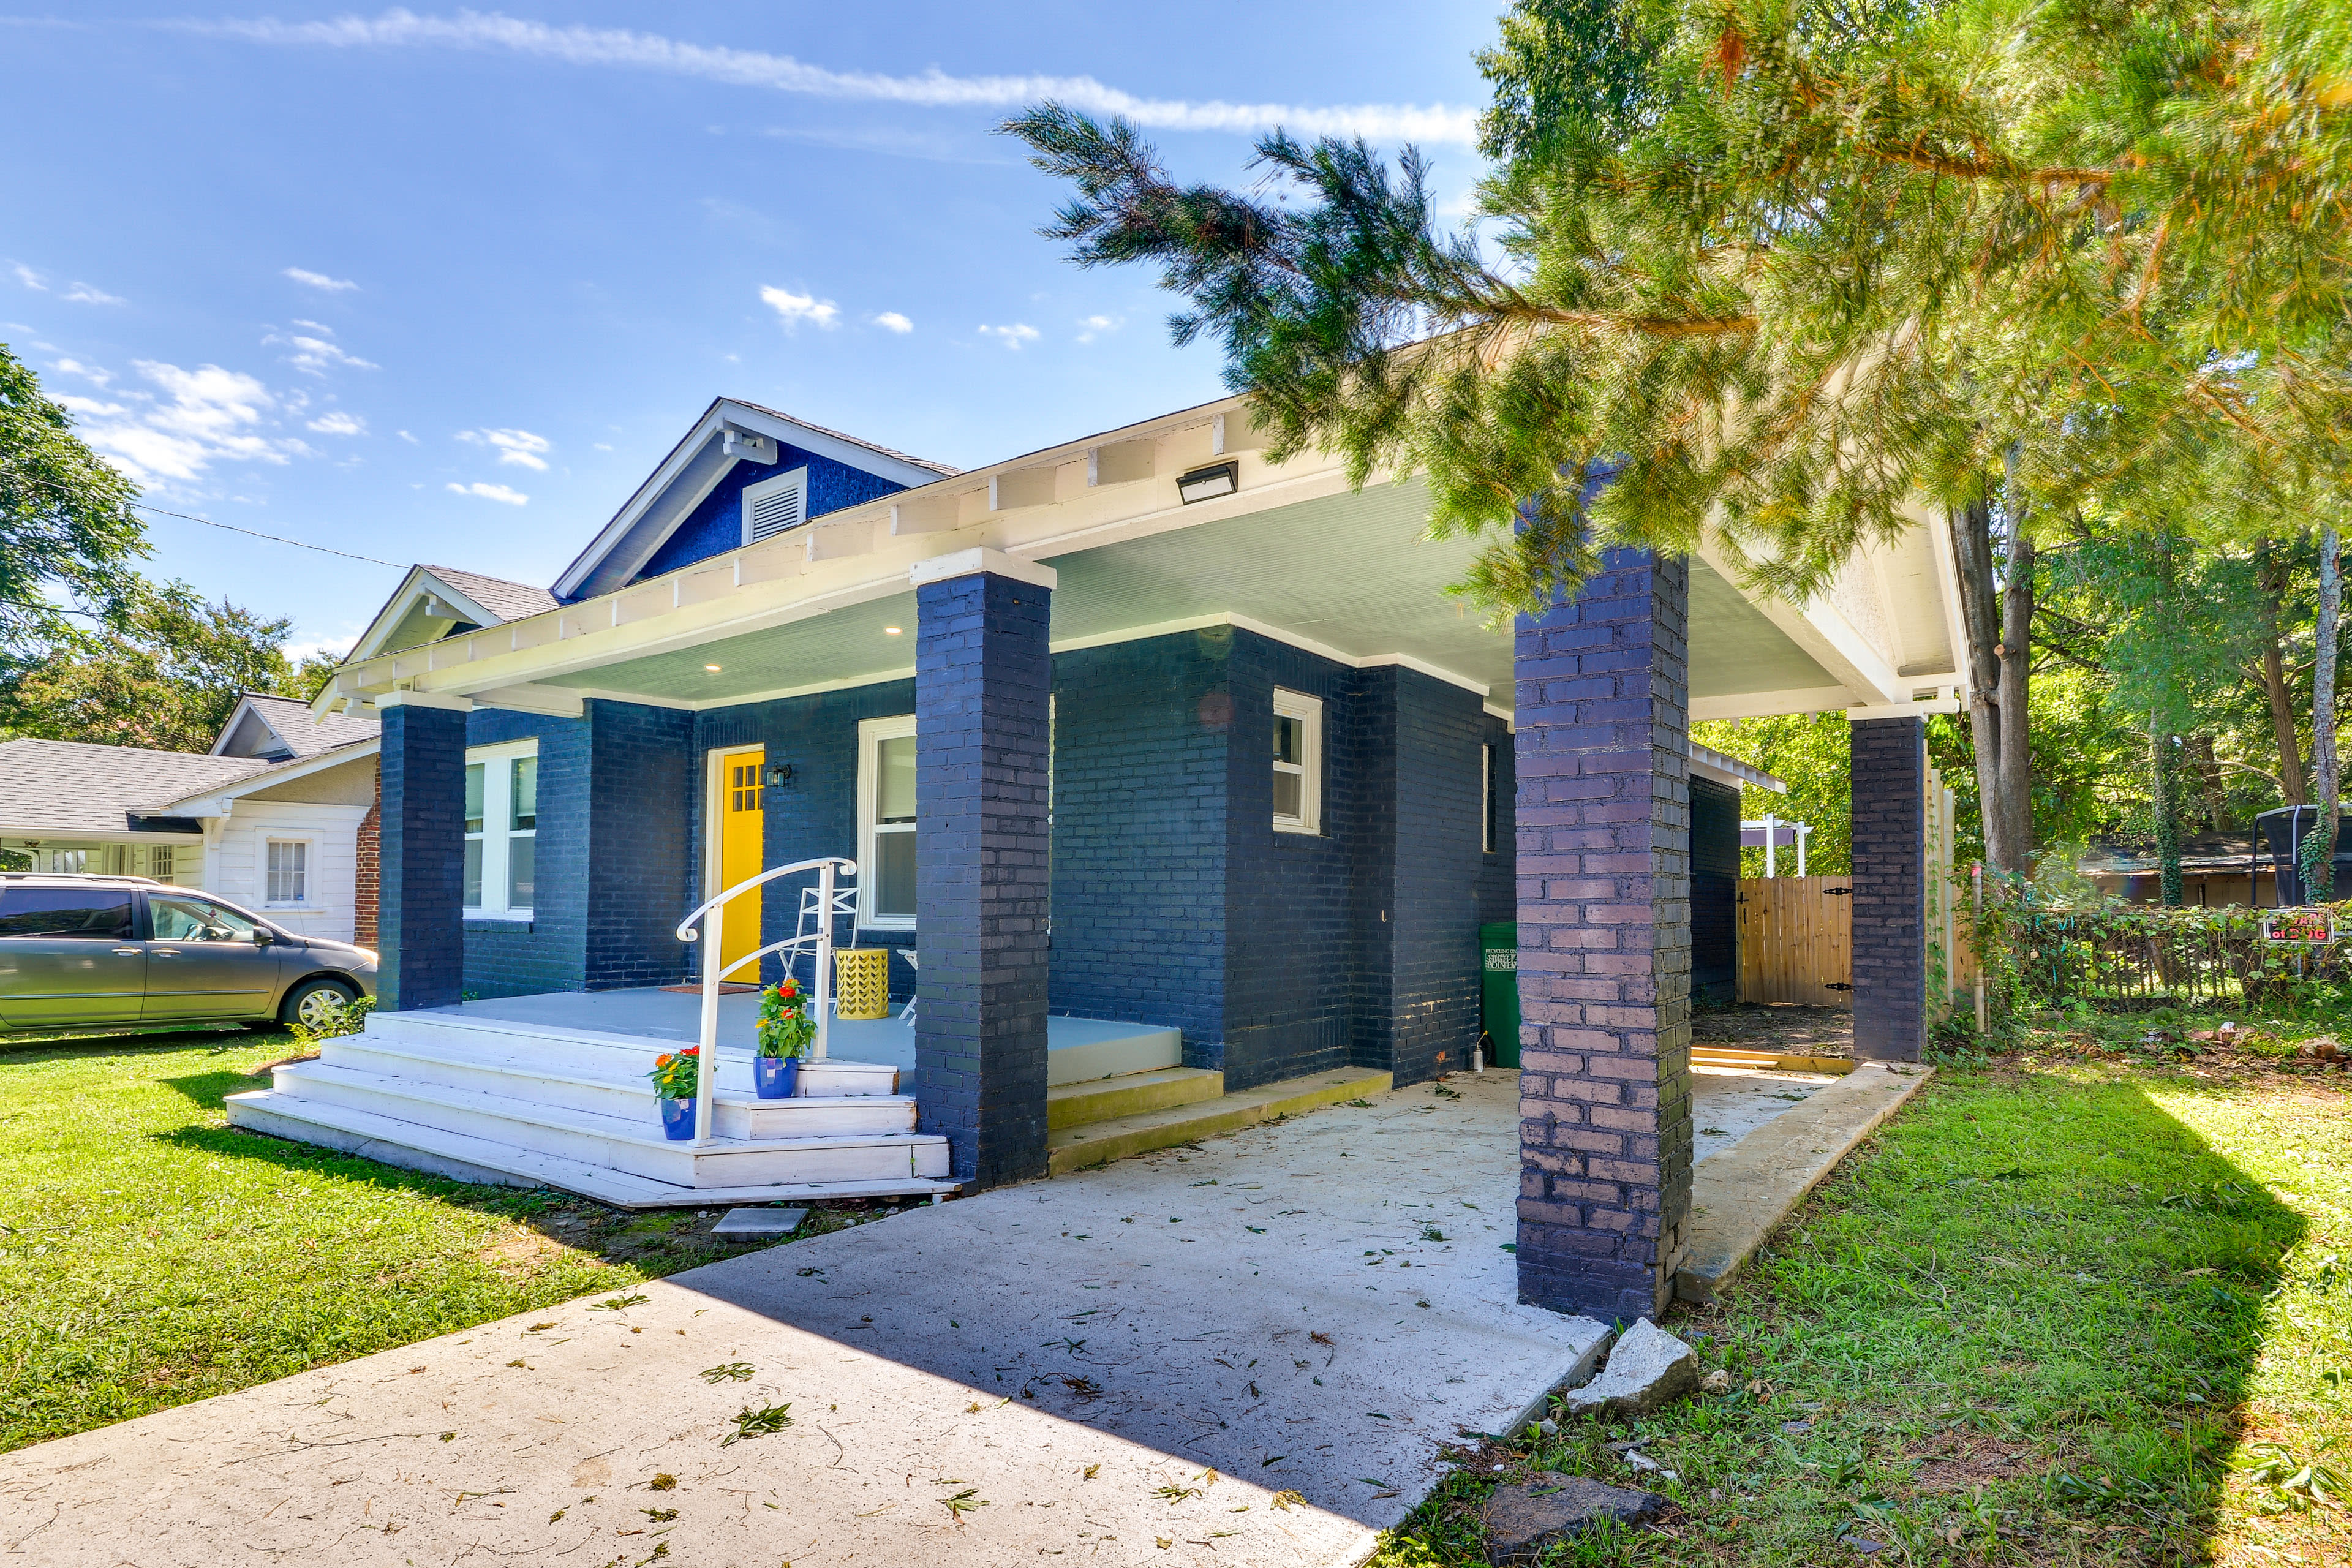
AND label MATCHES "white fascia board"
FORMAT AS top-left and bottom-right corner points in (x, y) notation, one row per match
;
(1845, 695), (1964, 720)
(150, 739), (381, 816)
(551, 399), (956, 601)
(0, 825), (203, 843)
(1691, 685), (1858, 722)
(908, 546), (1058, 591)
(341, 565), (439, 668)
(470, 684), (589, 719)
(1690, 741), (1788, 794)
(208, 693), (269, 756)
